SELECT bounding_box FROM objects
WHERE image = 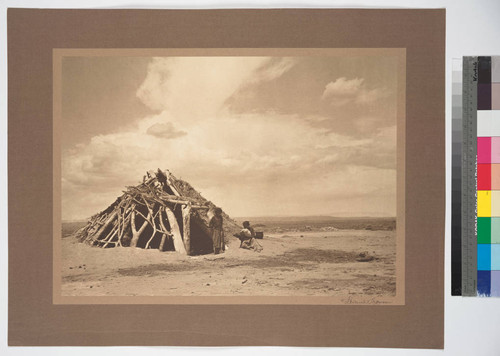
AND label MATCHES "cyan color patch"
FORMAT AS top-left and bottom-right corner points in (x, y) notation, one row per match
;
(478, 244), (491, 270)
(491, 244), (500, 270)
